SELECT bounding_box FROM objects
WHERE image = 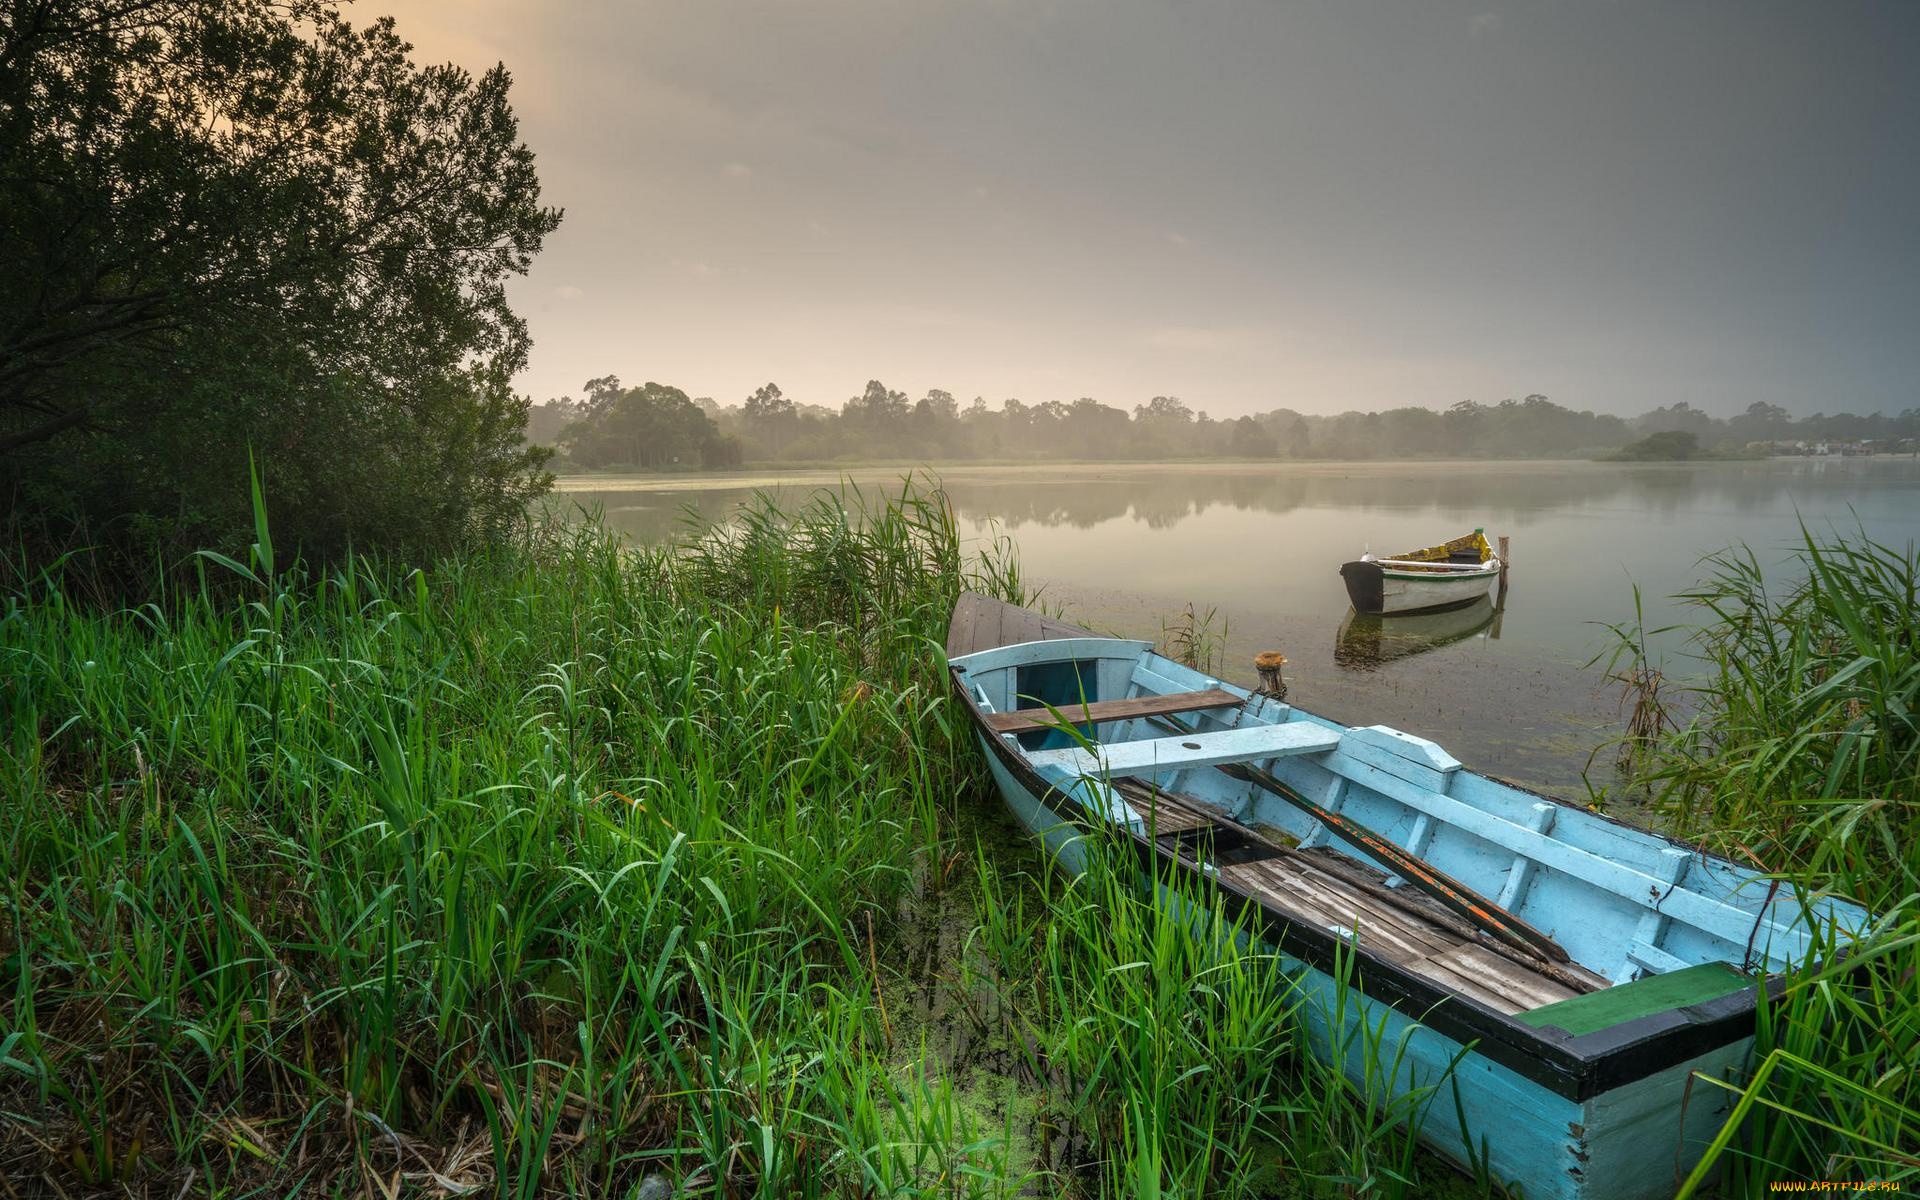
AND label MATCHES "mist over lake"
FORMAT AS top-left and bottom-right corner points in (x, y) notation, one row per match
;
(561, 456), (1920, 791)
